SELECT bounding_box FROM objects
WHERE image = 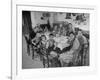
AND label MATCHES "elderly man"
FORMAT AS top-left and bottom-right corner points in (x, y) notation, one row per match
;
(77, 30), (88, 66)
